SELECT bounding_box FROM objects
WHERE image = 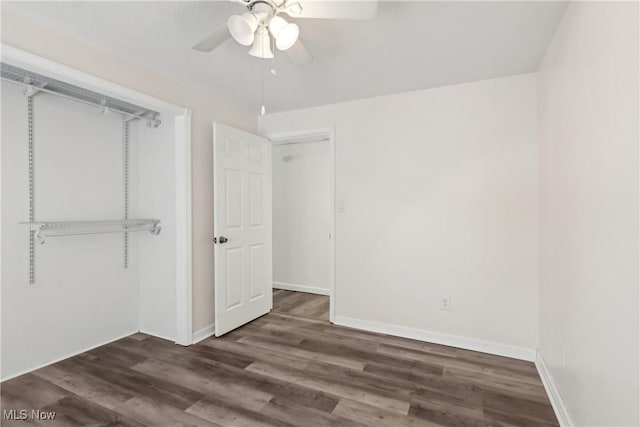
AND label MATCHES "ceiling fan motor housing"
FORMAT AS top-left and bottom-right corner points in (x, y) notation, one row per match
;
(248, 0), (277, 23)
